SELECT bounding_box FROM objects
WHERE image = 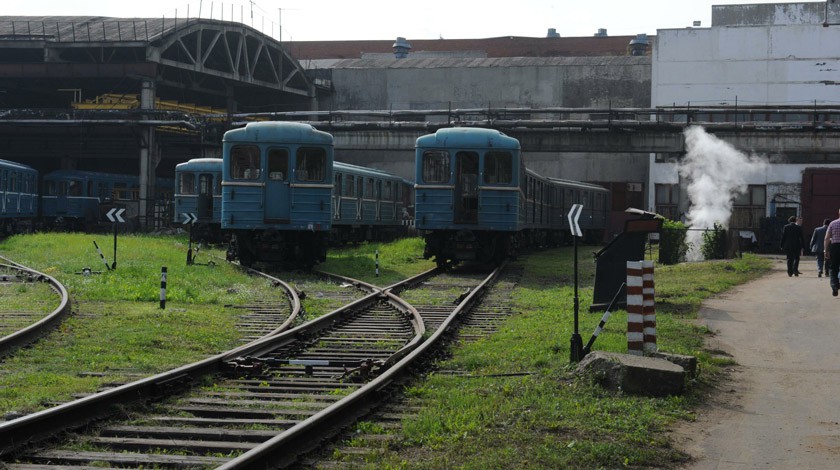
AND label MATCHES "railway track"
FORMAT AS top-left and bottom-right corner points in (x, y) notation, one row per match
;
(0, 255), (70, 359)
(0, 263), (503, 468)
